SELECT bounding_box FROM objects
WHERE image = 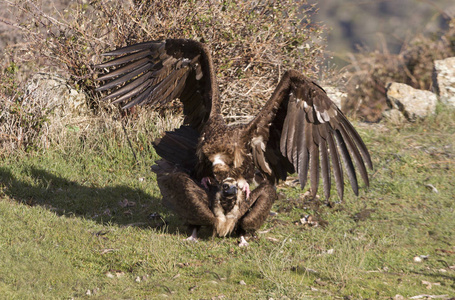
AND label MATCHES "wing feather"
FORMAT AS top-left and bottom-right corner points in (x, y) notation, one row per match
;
(246, 69), (372, 201)
(338, 114), (373, 169)
(285, 101), (298, 164)
(96, 63), (153, 91)
(110, 78), (154, 105)
(97, 58), (151, 81)
(309, 125), (320, 198)
(334, 130), (359, 195)
(96, 39), (221, 131)
(97, 49), (154, 69)
(298, 116), (310, 189)
(100, 41), (164, 56)
(326, 127), (344, 199)
(337, 123), (369, 188)
(318, 124), (331, 200)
